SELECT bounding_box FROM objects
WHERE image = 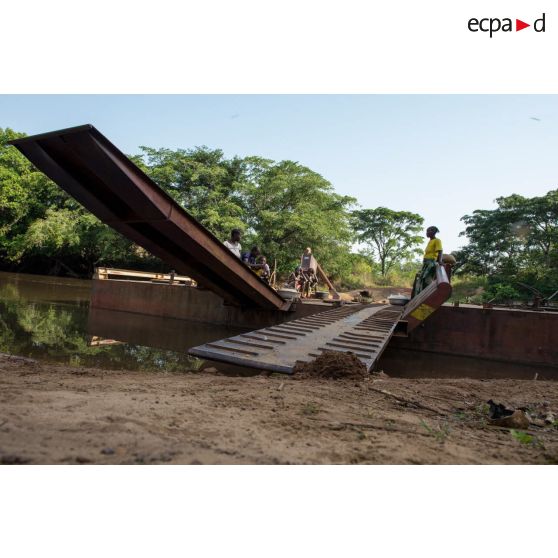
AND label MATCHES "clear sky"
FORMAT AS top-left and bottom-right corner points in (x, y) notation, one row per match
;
(1, 94), (556, 253)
